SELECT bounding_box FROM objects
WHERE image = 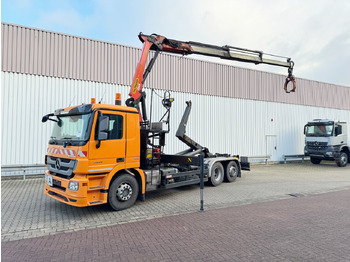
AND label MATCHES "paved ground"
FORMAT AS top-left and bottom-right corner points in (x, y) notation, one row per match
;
(2, 188), (350, 261)
(2, 162), (350, 242)
(1, 162), (350, 261)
